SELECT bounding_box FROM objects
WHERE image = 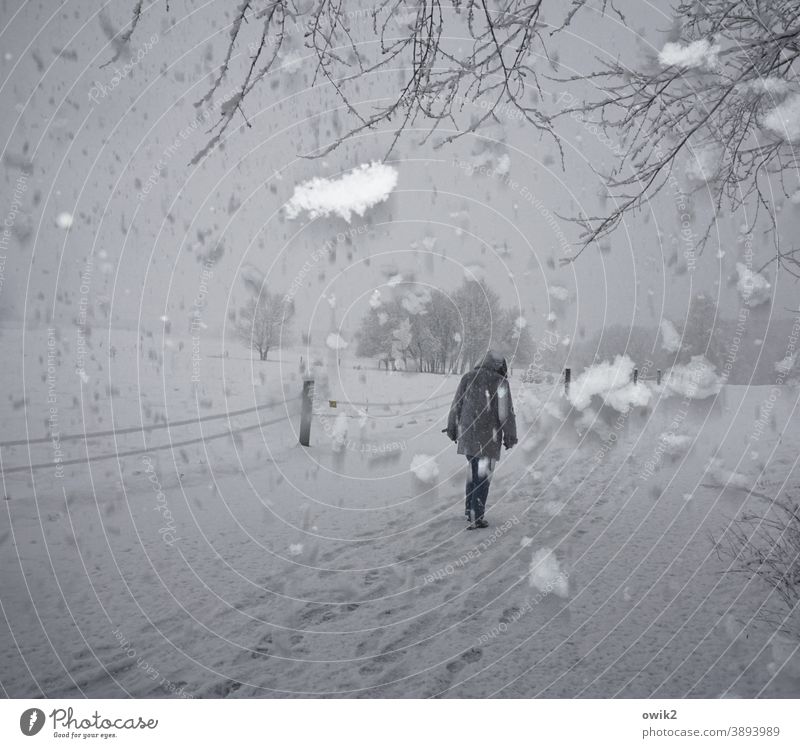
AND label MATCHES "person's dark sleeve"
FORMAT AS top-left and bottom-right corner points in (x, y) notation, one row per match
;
(446, 377), (465, 442)
(502, 383), (518, 448)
